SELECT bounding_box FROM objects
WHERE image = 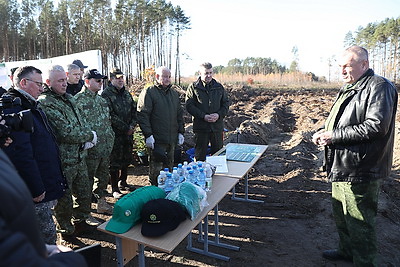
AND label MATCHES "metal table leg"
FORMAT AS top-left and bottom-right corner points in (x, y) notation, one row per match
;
(231, 173), (264, 203)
